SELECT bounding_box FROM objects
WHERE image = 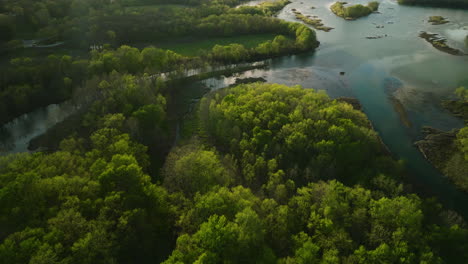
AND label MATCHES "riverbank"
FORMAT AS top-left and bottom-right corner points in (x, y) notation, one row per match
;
(415, 96), (468, 192)
(442, 99), (468, 120)
(415, 126), (468, 192)
(26, 62), (270, 153)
